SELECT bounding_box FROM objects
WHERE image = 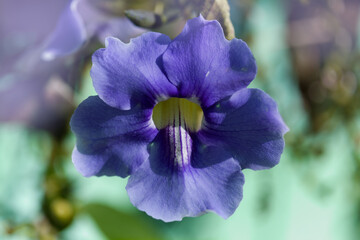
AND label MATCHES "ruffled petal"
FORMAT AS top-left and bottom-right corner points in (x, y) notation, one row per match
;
(70, 96), (157, 177)
(91, 33), (178, 110)
(162, 15), (256, 108)
(126, 131), (244, 222)
(200, 88), (289, 170)
(42, 0), (86, 60)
